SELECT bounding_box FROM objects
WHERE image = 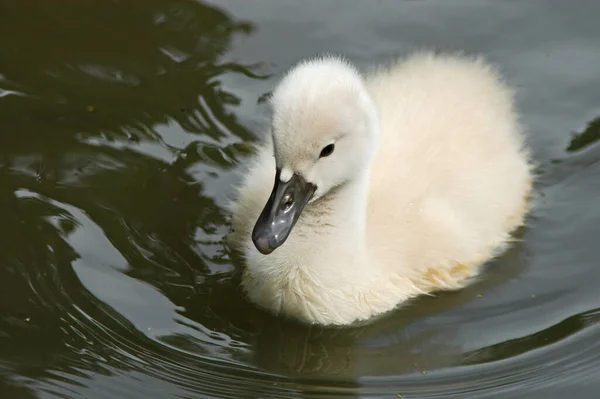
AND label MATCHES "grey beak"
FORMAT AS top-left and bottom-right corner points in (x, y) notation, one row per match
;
(252, 168), (316, 254)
